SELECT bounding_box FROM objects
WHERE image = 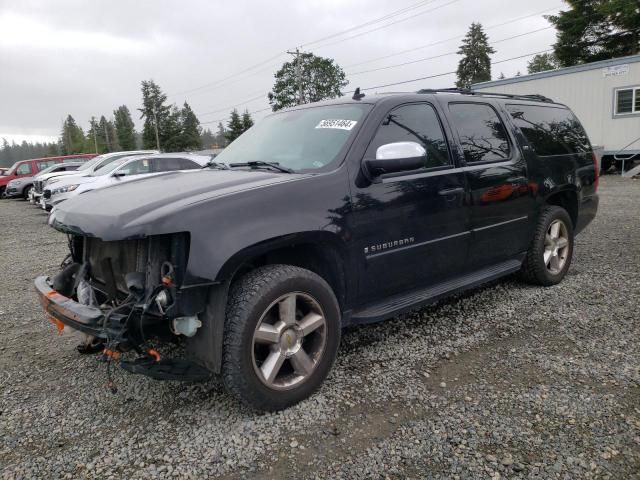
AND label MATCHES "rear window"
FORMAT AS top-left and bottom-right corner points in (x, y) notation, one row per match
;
(505, 104), (590, 156)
